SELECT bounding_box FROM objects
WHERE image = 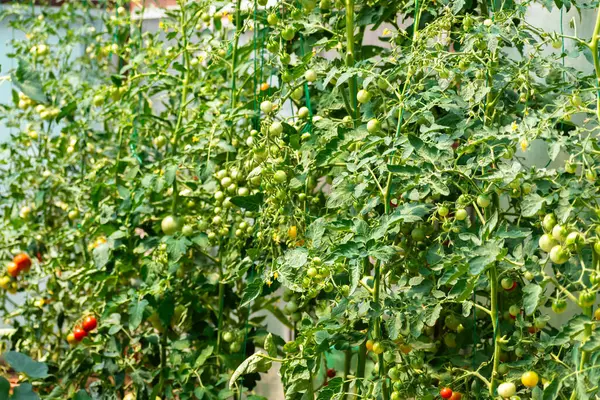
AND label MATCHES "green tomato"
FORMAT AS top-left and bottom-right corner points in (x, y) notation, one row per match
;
(161, 215), (180, 236)
(182, 224), (194, 236)
(372, 341), (384, 354)
(304, 69), (317, 82)
(269, 121), (284, 135)
(282, 27), (296, 41)
(549, 245), (569, 264)
(579, 290), (596, 307)
(565, 231), (584, 248)
(411, 227), (425, 242)
(542, 213), (557, 232)
(476, 194), (491, 208)
(356, 89), (372, 104)
(267, 13), (279, 25)
(388, 366), (401, 381)
(552, 299), (567, 314)
(508, 304), (520, 317)
(565, 160), (577, 174)
(497, 382), (516, 398)
(443, 333), (457, 348)
(455, 208), (468, 221)
(539, 234), (557, 253)
(438, 206), (449, 217)
(273, 170), (287, 183)
(223, 331), (234, 343)
(552, 224), (568, 242)
(367, 119), (381, 133)
(501, 278), (514, 290)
